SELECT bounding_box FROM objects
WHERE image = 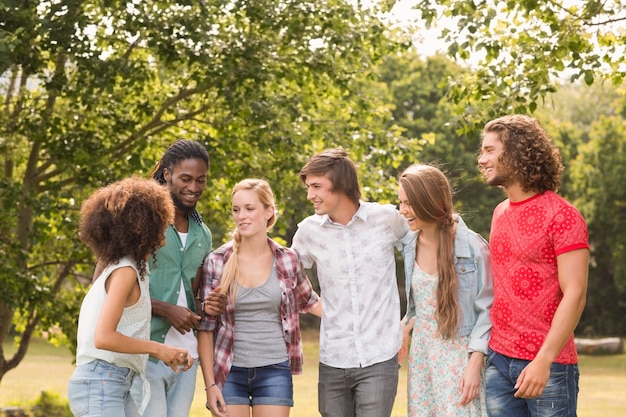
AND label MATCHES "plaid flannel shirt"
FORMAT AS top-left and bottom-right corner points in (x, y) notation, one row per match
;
(197, 237), (320, 387)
